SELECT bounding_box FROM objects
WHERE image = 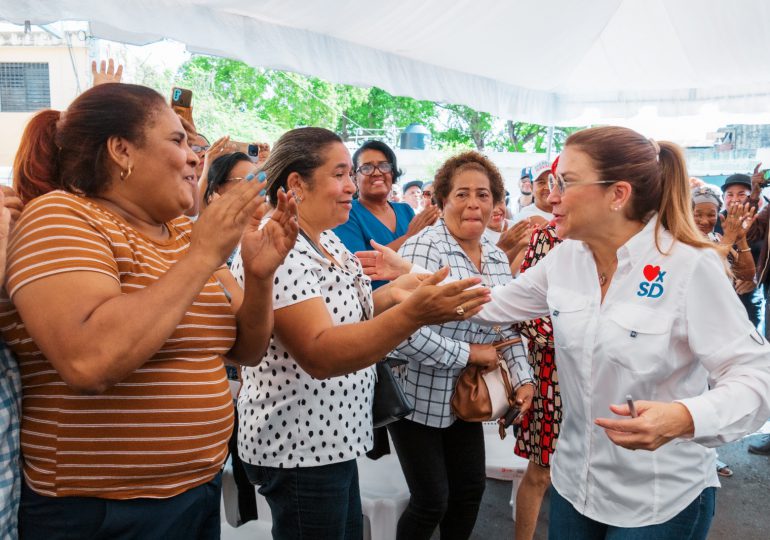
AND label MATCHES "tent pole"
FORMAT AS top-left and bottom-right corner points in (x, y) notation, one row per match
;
(546, 125), (555, 160)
